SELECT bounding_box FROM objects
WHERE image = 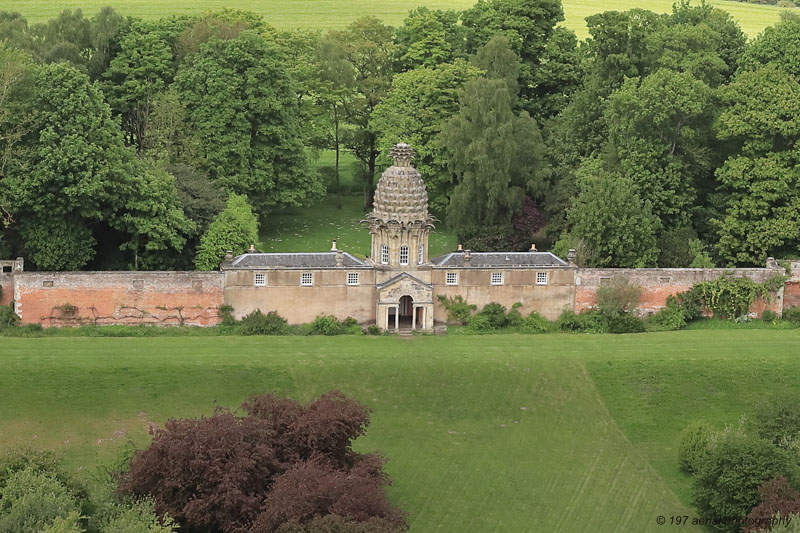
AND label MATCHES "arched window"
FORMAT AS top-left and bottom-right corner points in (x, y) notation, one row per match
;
(381, 244), (389, 265)
(399, 245), (409, 265)
(418, 244), (424, 264)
